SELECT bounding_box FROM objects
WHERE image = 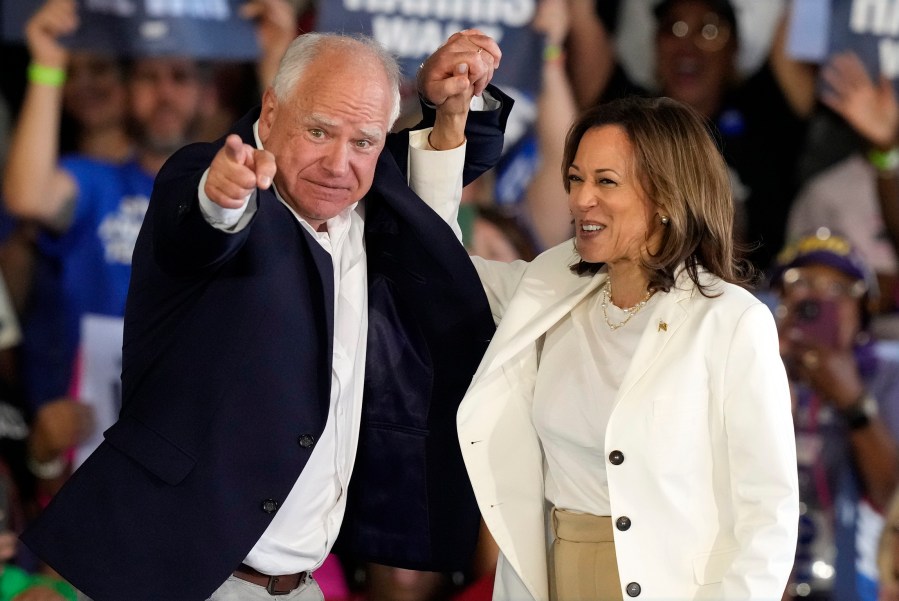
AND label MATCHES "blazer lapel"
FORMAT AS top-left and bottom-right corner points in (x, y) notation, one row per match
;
(367, 151), (473, 280)
(613, 268), (700, 406)
(292, 217), (335, 364)
(478, 248), (606, 379)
